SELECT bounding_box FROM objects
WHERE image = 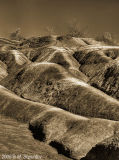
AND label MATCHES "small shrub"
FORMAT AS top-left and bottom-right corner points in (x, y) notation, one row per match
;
(96, 32), (117, 45)
(65, 19), (87, 38)
(9, 28), (26, 41)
